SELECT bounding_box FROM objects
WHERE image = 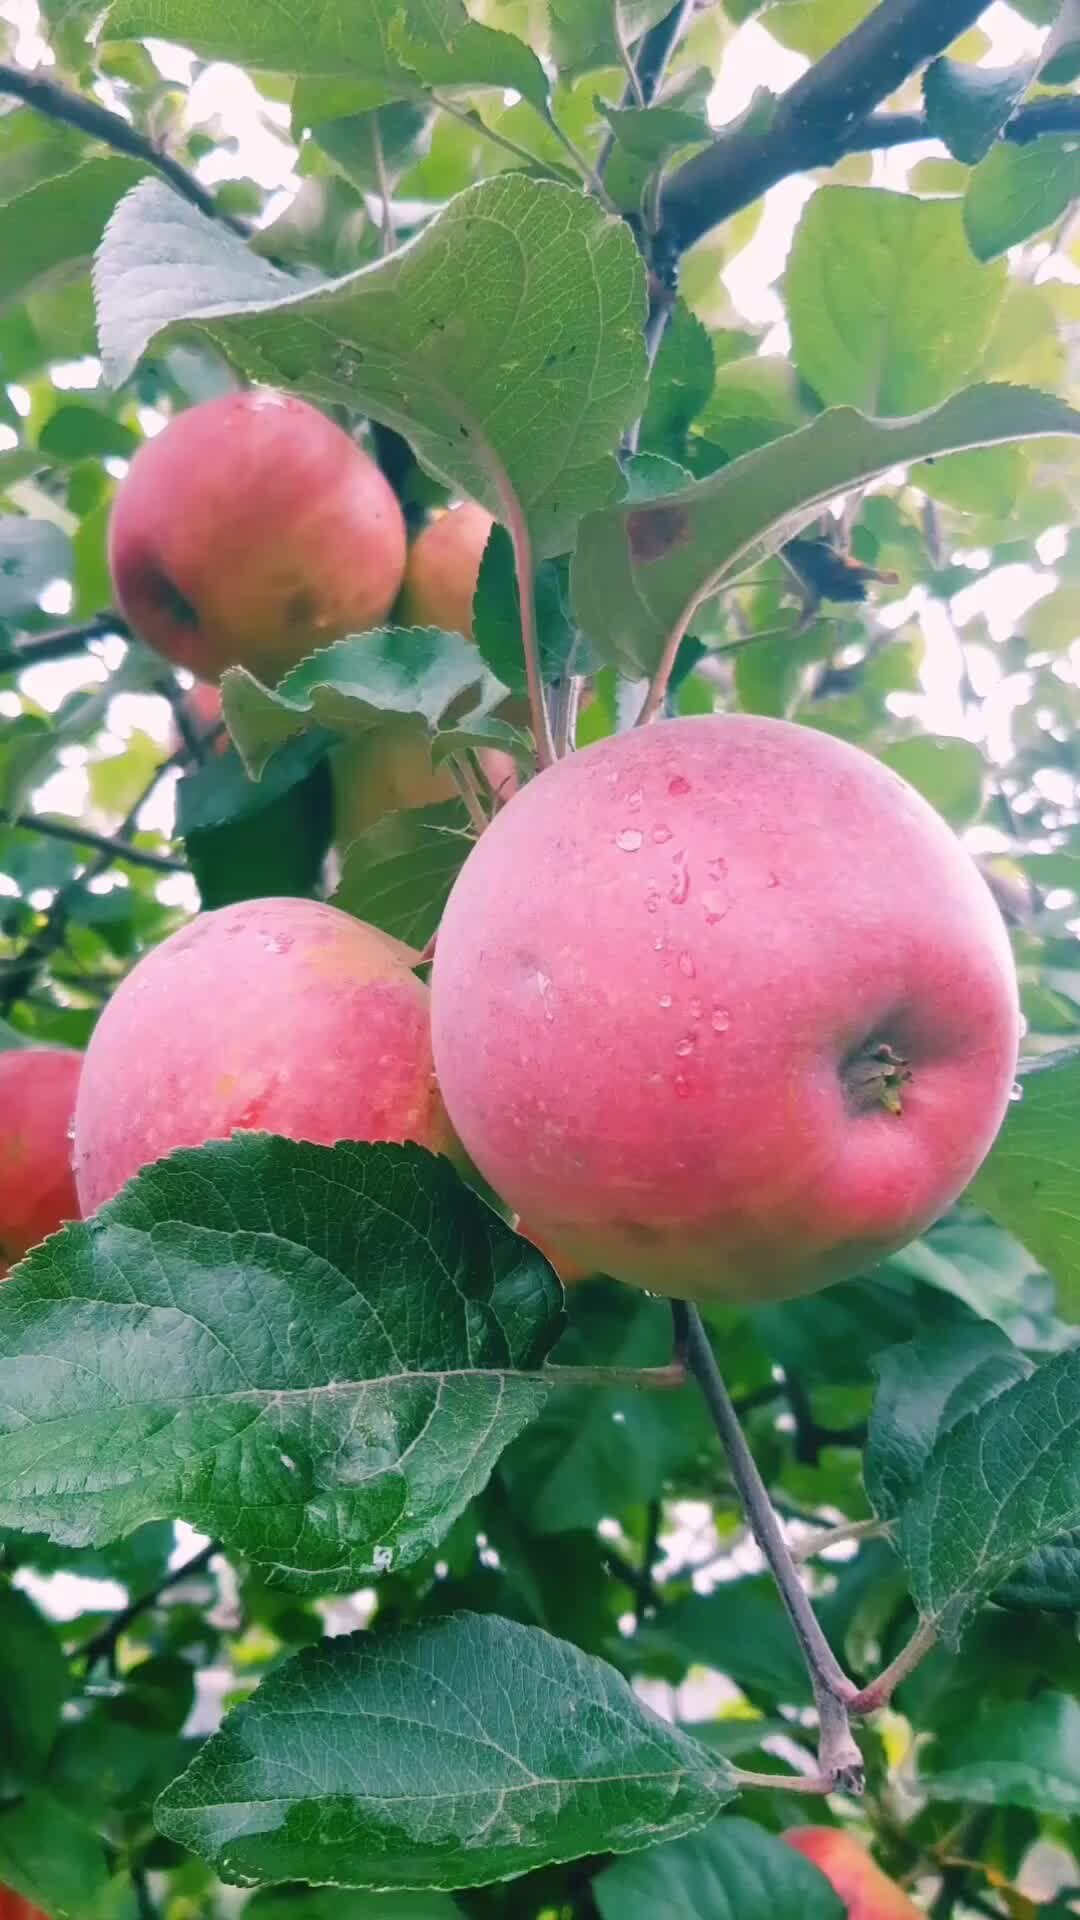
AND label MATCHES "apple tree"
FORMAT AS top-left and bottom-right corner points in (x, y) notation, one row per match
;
(3, 0), (1080, 1915)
